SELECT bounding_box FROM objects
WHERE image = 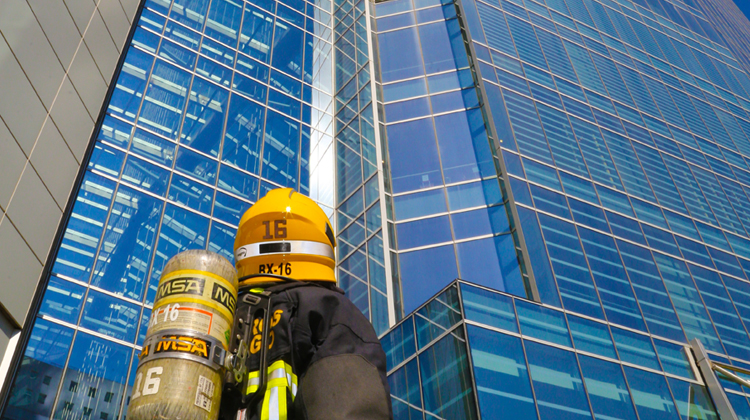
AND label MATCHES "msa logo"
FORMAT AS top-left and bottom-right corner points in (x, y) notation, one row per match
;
(211, 283), (236, 313)
(156, 277), (205, 300)
(153, 335), (210, 359)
